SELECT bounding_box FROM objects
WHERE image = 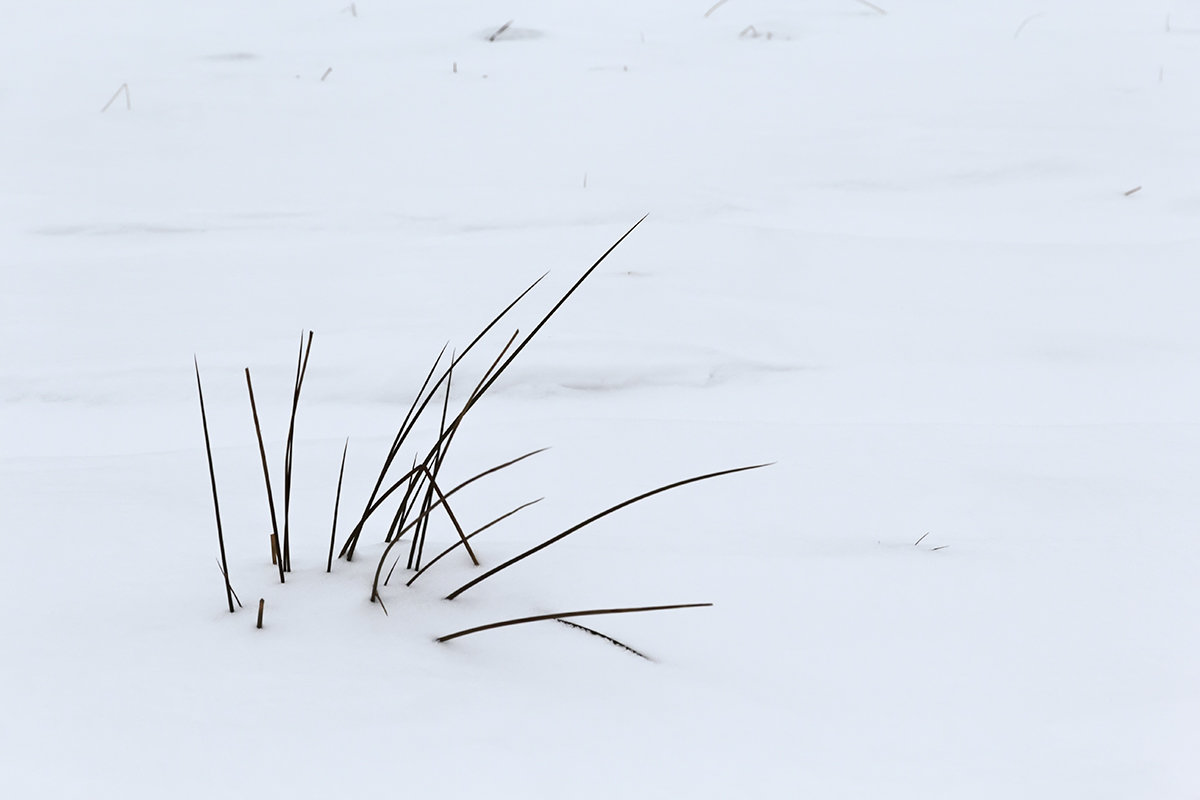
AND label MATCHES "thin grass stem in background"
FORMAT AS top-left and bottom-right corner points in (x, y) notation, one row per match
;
(101, 83), (130, 112)
(488, 20), (513, 41)
(704, 0), (731, 18)
(854, 0), (887, 14)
